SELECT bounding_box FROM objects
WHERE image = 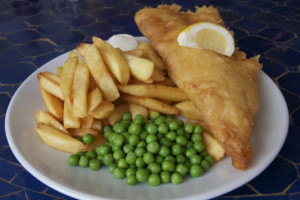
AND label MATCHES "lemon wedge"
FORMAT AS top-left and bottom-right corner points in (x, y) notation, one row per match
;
(177, 22), (235, 57)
